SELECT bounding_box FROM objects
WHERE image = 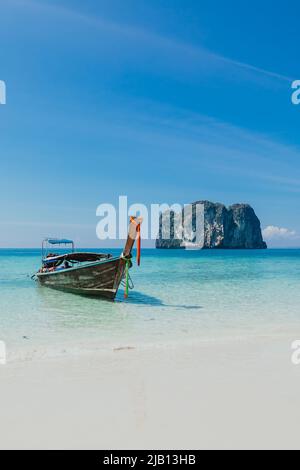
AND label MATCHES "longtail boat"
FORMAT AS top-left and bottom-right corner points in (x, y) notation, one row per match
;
(35, 217), (142, 300)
